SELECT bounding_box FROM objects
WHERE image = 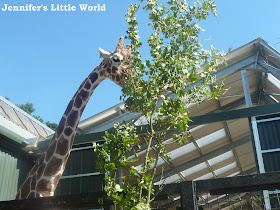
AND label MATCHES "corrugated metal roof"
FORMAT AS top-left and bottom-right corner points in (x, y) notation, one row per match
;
(0, 96), (54, 147)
